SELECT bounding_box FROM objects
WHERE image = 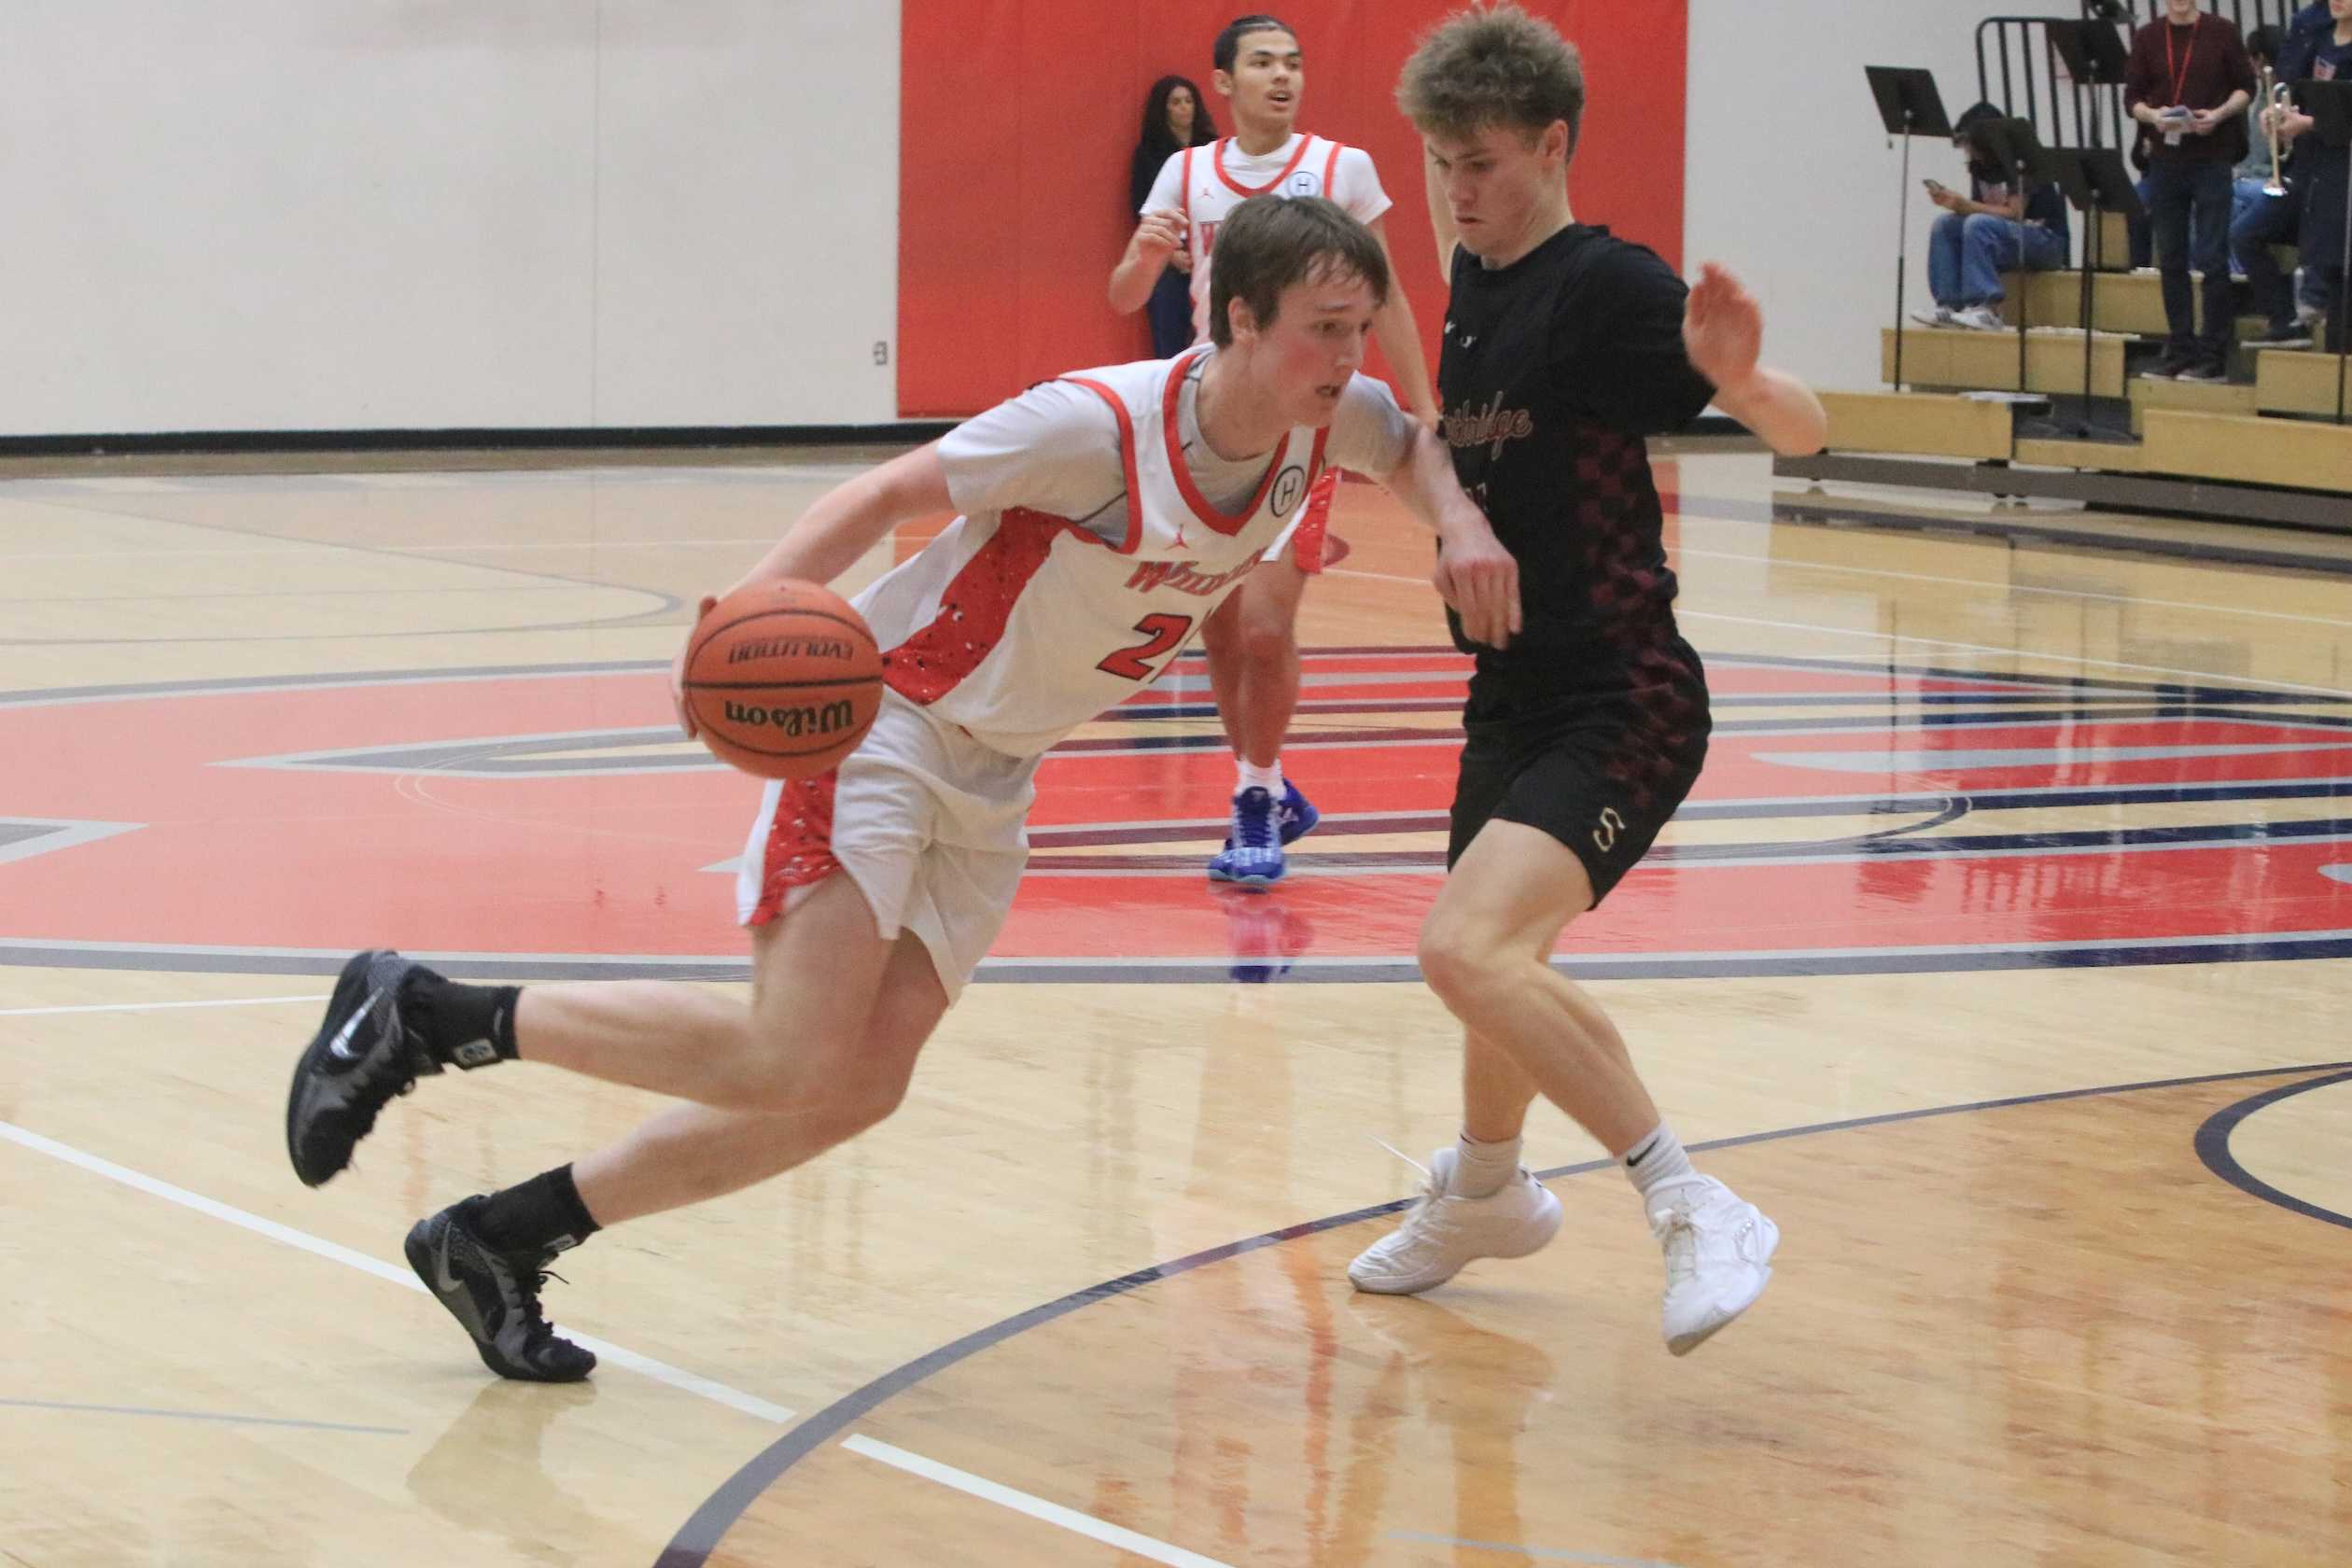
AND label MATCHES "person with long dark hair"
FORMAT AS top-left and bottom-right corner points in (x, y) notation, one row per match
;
(1132, 76), (1219, 357)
